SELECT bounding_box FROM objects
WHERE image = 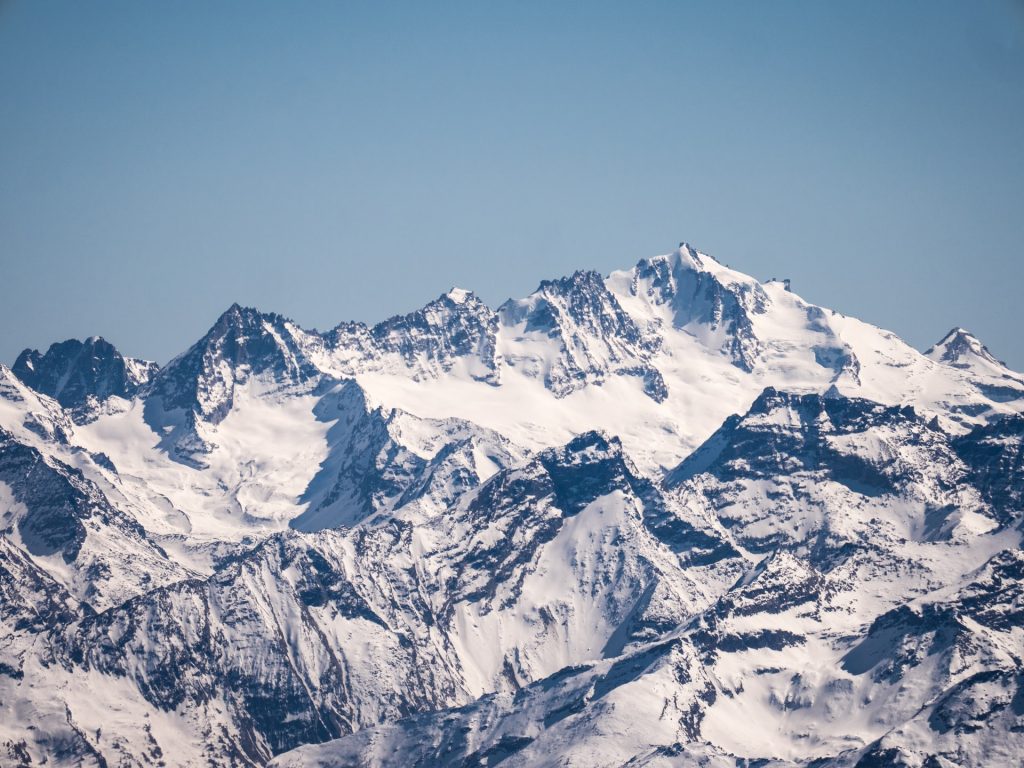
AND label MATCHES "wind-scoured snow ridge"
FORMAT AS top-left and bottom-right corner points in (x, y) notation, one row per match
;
(2, 241), (1024, 766)
(0, 363), (76, 446)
